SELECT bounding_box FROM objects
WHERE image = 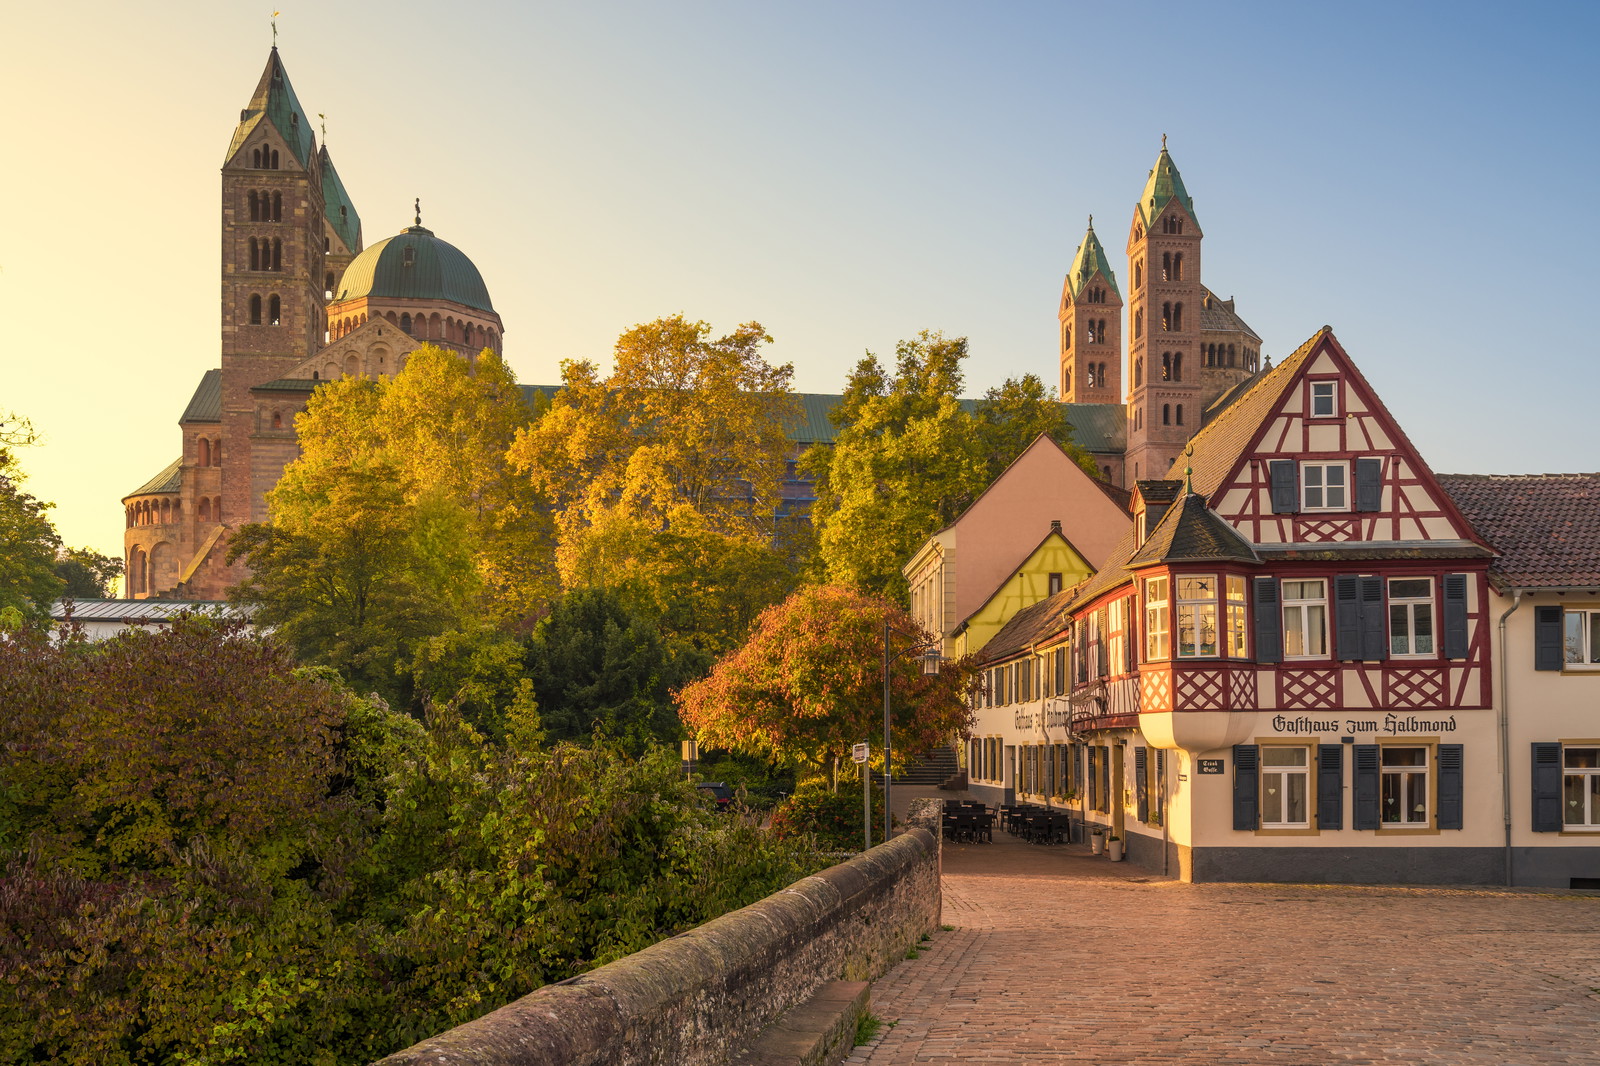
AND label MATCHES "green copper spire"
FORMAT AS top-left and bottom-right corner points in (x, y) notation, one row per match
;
(1066, 216), (1120, 299)
(225, 48), (316, 167)
(1137, 137), (1199, 228)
